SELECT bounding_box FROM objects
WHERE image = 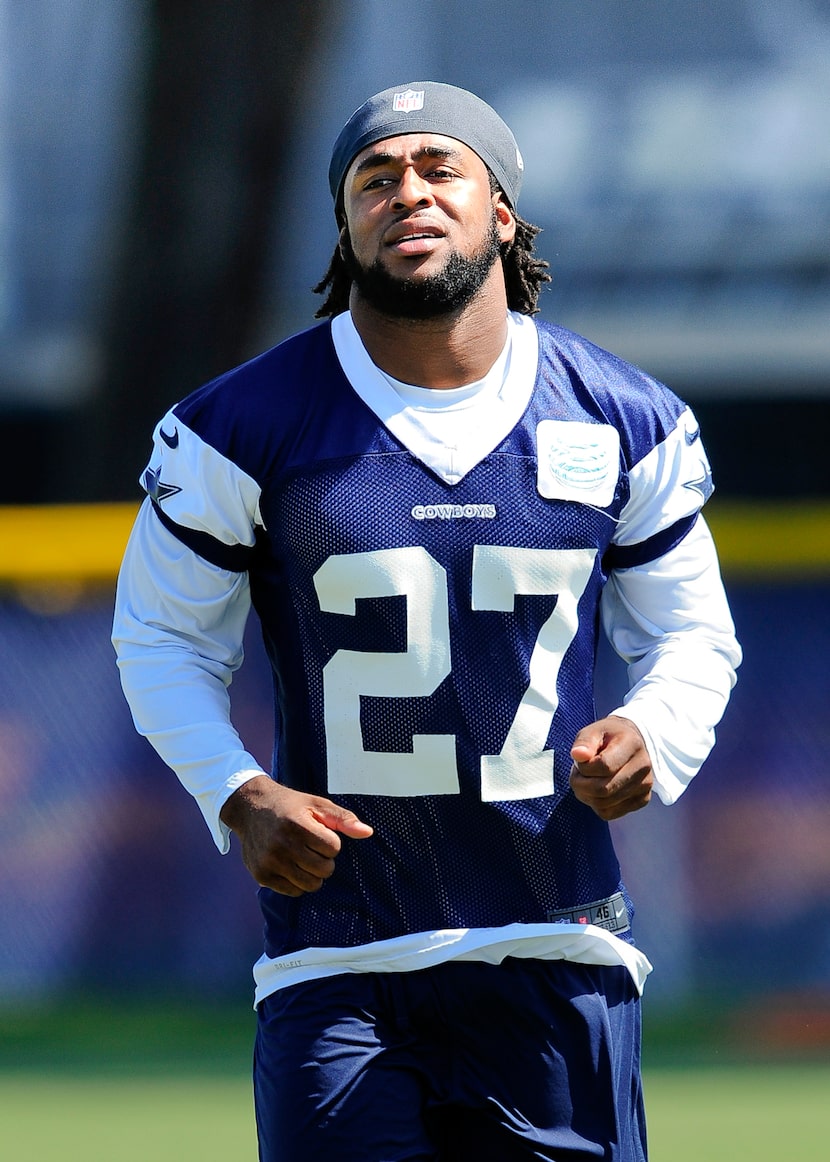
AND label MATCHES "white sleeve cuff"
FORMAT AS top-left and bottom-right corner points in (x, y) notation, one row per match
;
(113, 501), (271, 852)
(601, 517), (741, 803)
(206, 769), (269, 853)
